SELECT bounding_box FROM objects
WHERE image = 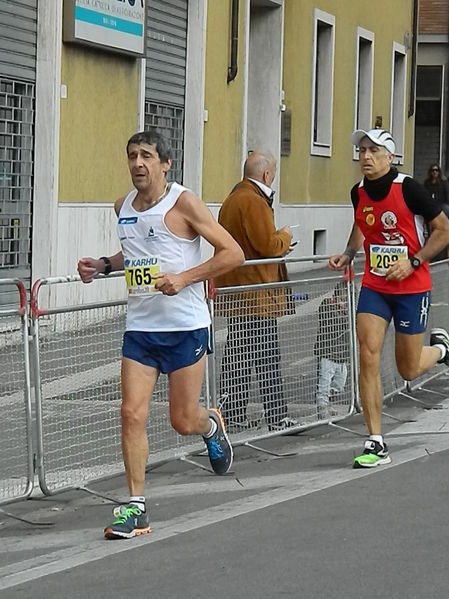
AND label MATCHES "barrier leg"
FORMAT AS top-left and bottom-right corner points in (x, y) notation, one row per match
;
(179, 456), (216, 473)
(398, 391), (444, 410)
(75, 486), (126, 503)
(328, 421), (366, 437)
(381, 410), (417, 423)
(0, 507), (54, 527)
(243, 442), (298, 457)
